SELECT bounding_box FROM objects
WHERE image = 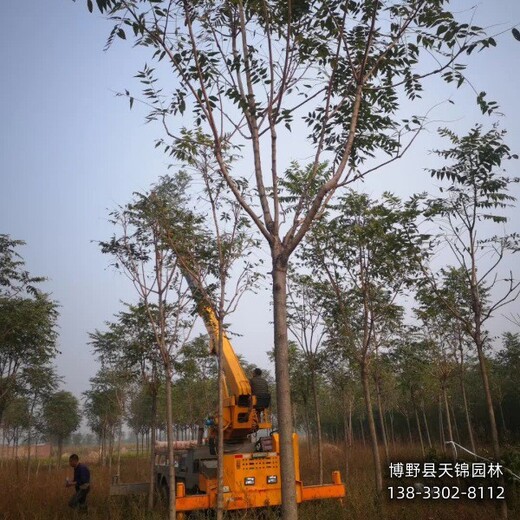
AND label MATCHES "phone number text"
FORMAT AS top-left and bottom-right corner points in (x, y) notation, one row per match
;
(388, 486), (505, 500)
